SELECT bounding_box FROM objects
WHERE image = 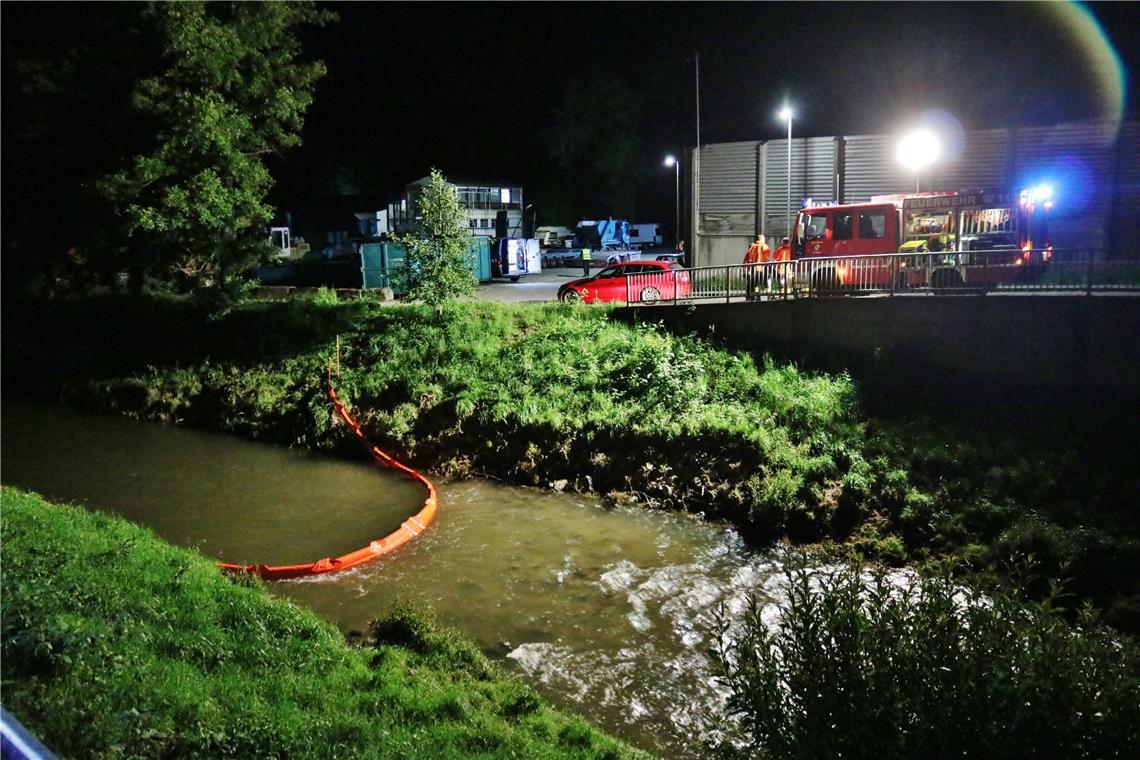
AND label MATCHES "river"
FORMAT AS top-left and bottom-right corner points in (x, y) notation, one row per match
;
(1, 401), (782, 756)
